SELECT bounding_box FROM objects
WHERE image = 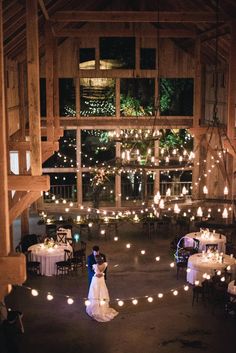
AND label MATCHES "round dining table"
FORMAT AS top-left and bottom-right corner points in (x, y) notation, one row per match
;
(28, 243), (72, 276)
(184, 231), (226, 253)
(187, 253), (236, 285)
